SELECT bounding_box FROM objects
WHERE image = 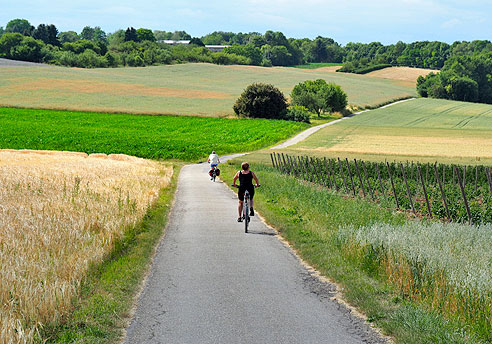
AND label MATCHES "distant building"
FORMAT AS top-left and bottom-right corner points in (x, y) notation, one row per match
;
(157, 40), (229, 52)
